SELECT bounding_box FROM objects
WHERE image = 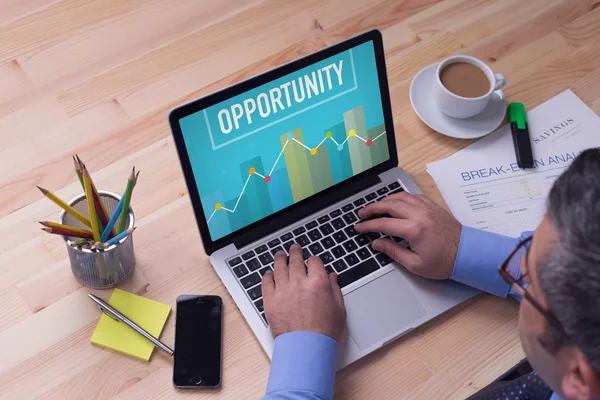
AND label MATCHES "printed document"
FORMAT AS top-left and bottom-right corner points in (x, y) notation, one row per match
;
(427, 90), (600, 237)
